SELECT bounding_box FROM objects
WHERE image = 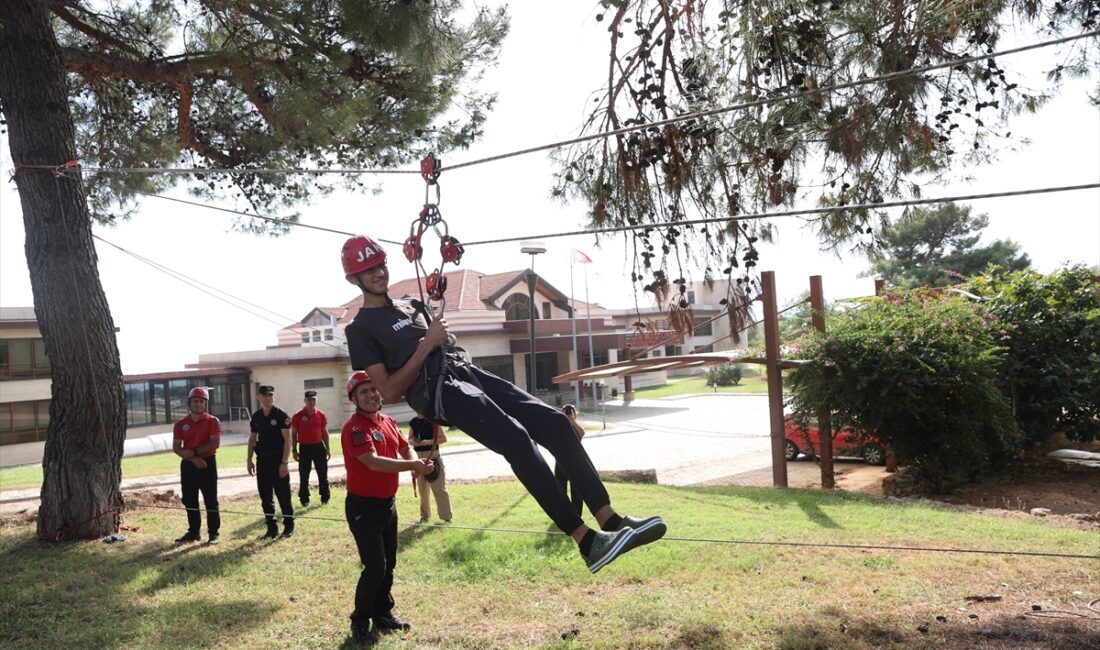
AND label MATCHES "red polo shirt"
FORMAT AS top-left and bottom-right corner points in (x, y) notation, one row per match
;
(173, 412), (221, 458)
(342, 410), (408, 499)
(292, 408), (328, 445)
